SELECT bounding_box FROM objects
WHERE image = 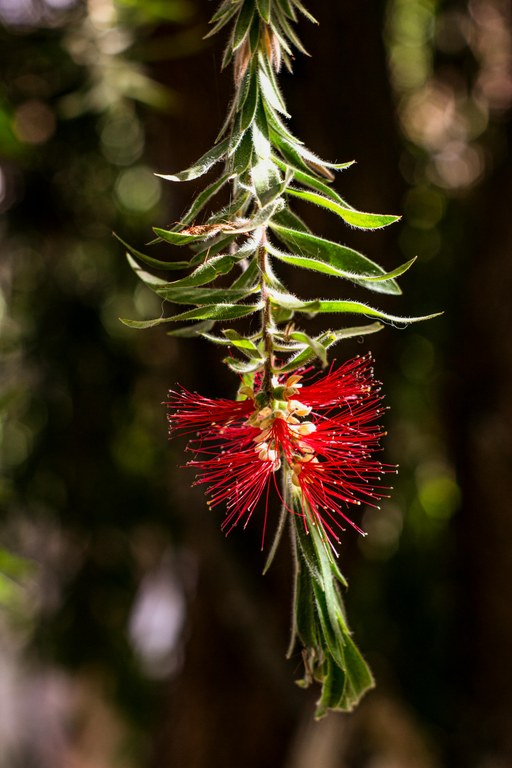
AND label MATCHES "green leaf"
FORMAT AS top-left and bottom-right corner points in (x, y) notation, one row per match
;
(252, 107), (271, 161)
(127, 253), (238, 292)
(177, 172), (232, 228)
(239, 72), (259, 131)
(269, 224), (403, 294)
(190, 233), (239, 266)
(201, 189), (249, 227)
(286, 188), (401, 229)
(273, 3), (309, 56)
(269, 290), (441, 325)
(279, 0), (297, 21)
(258, 55), (289, 116)
(206, 1), (240, 37)
(114, 234), (190, 271)
(289, 505), (375, 718)
(223, 328), (262, 358)
(283, 331), (327, 365)
(255, 0), (271, 23)
(278, 324), (383, 372)
(290, 0), (318, 24)
(223, 356), (263, 373)
(248, 16), (260, 53)
(232, 129), (253, 175)
(157, 286), (255, 305)
(153, 227), (208, 246)
(230, 254), (259, 289)
(271, 207), (311, 233)
(157, 137), (229, 182)
(268, 242), (405, 295)
(209, 0), (236, 24)
(227, 114), (246, 157)
(265, 102), (304, 146)
(120, 316), (174, 329)
(257, 167), (293, 208)
(121, 302), (262, 328)
(168, 302), (263, 322)
(234, 196), (286, 231)
(273, 156), (353, 203)
(232, 0), (255, 51)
